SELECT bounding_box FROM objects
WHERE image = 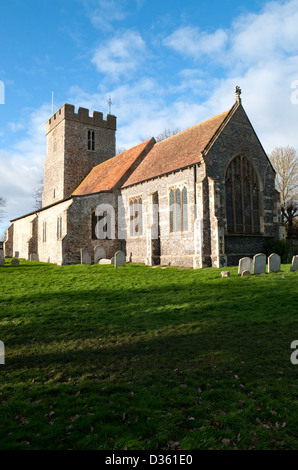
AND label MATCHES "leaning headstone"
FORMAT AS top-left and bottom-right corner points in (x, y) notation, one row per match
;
(253, 253), (266, 275)
(238, 257), (253, 276)
(98, 259), (112, 265)
(290, 255), (298, 272)
(94, 246), (106, 264)
(268, 253), (281, 273)
(80, 248), (91, 265)
(114, 250), (125, 268)
(0, 258), (4, 266)
(221, 271), (230, 278)
(11, 258), (20, 266)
